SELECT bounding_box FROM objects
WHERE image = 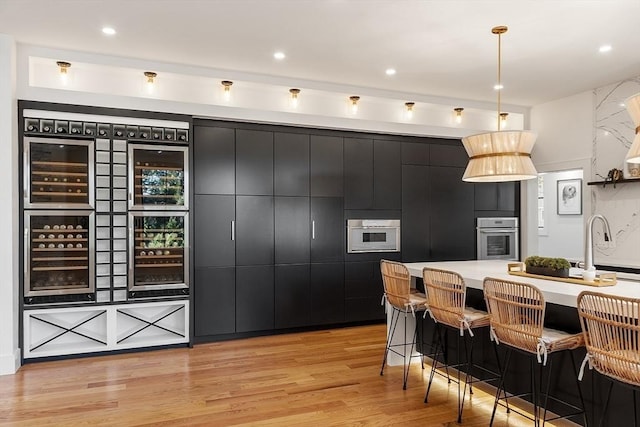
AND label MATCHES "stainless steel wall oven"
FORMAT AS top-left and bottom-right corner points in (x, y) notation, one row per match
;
(347, 219), (401, 253)
(476, 217), (519, 260)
